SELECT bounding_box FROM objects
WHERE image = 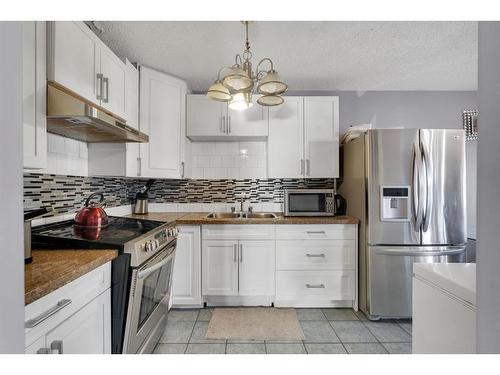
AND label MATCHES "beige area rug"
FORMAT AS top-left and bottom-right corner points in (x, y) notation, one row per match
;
(206, 307), (305, 341)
